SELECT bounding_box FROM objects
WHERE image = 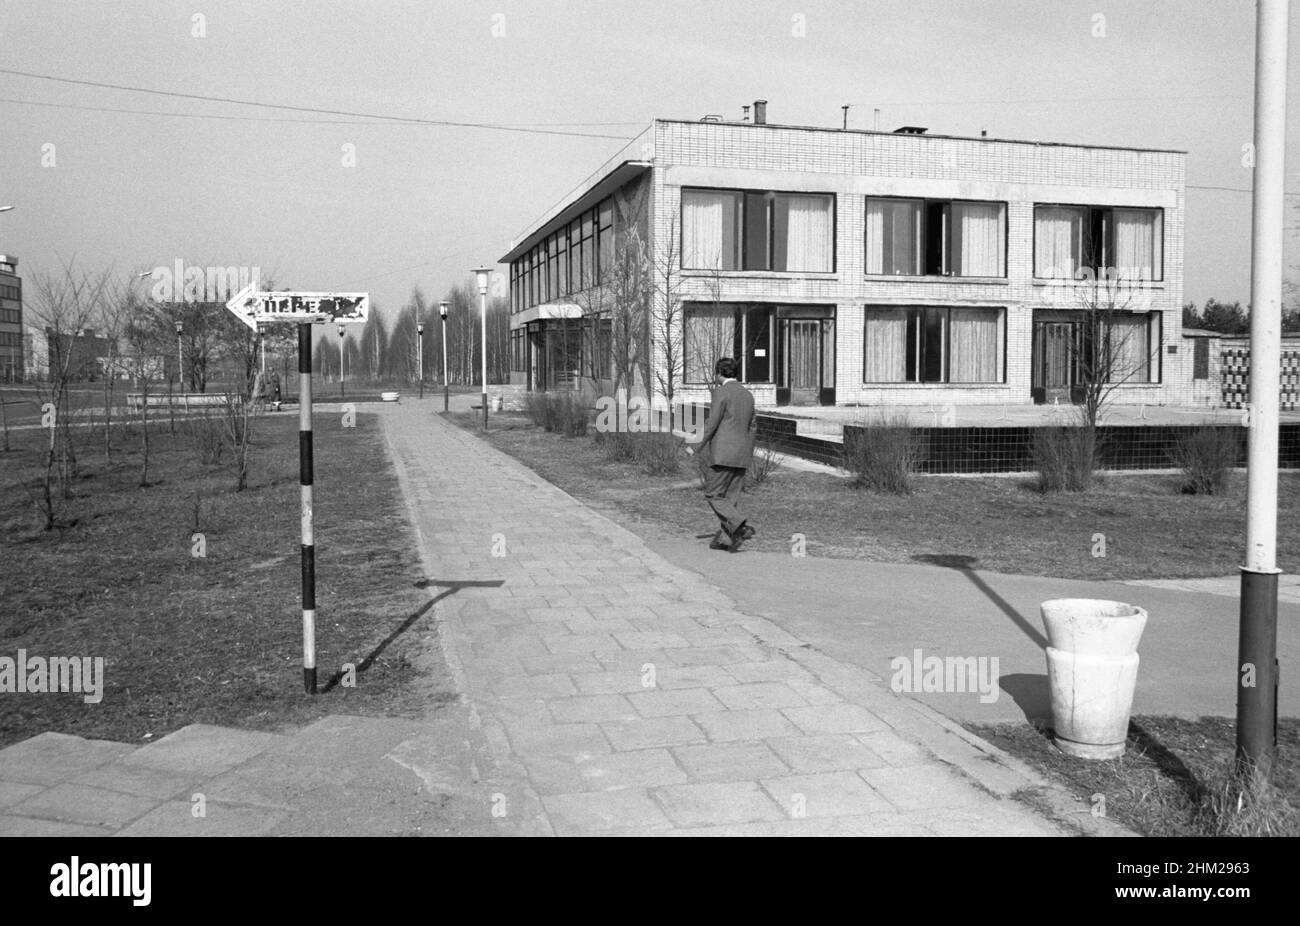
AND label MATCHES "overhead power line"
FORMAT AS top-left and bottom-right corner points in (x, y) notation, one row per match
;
(0, 95), (645, 128)
(0, 68), (638, 139)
